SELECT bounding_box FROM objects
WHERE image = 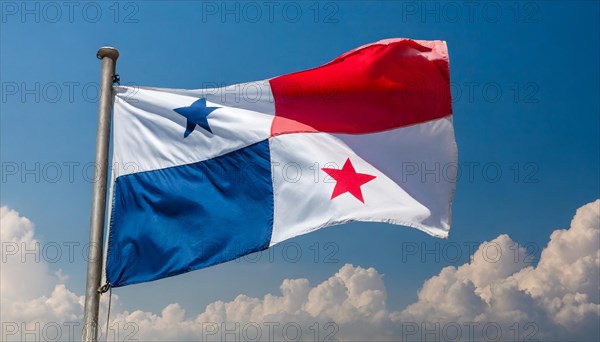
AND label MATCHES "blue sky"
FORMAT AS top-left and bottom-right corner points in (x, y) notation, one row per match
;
(1, 0), (599, 332)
